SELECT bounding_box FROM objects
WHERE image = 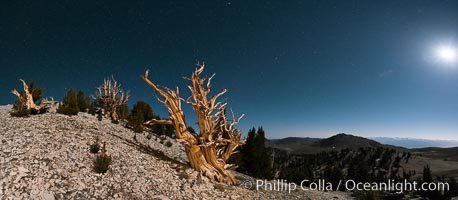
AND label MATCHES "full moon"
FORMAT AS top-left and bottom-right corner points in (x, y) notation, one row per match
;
(435, 45), (457, 63)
